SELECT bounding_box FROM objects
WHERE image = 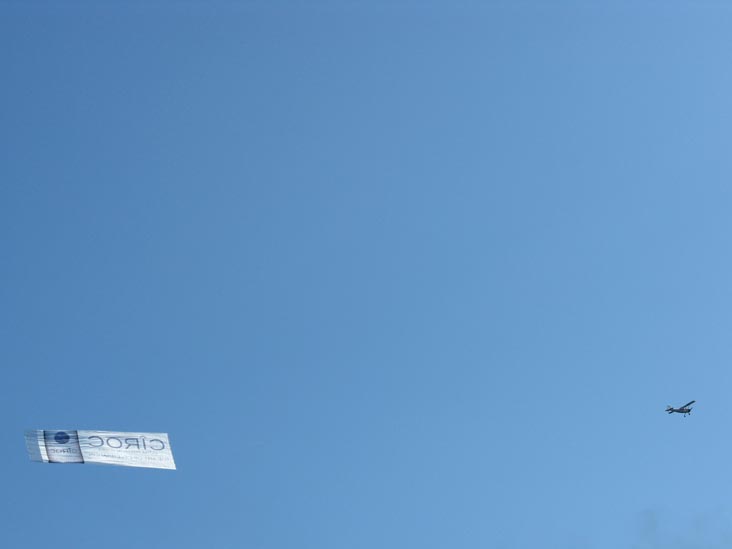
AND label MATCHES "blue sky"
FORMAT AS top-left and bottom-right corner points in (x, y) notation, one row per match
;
(3, 2), (732, 547)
